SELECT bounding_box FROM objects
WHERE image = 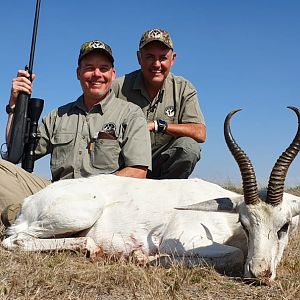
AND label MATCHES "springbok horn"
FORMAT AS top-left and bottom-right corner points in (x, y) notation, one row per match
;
(266, 106), (300, 206)
(224, 109), (260, 205)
